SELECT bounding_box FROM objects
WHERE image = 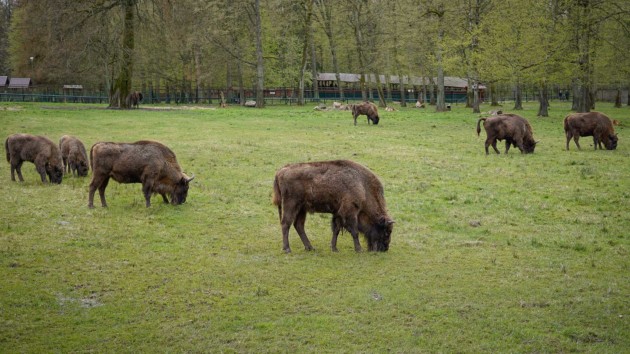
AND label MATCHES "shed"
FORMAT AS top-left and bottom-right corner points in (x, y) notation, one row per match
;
(8, 78), (32, 89)
(0, 76), (8, 87)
